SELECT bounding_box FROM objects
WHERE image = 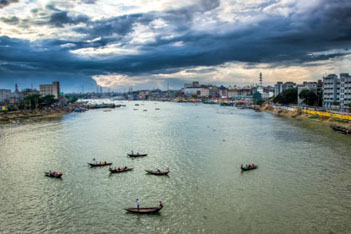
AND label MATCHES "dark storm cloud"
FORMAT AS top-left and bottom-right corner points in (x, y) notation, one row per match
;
(48, 11), (89, 27)
(1, 0), (351, 90)
(0, 0), (18, 8)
